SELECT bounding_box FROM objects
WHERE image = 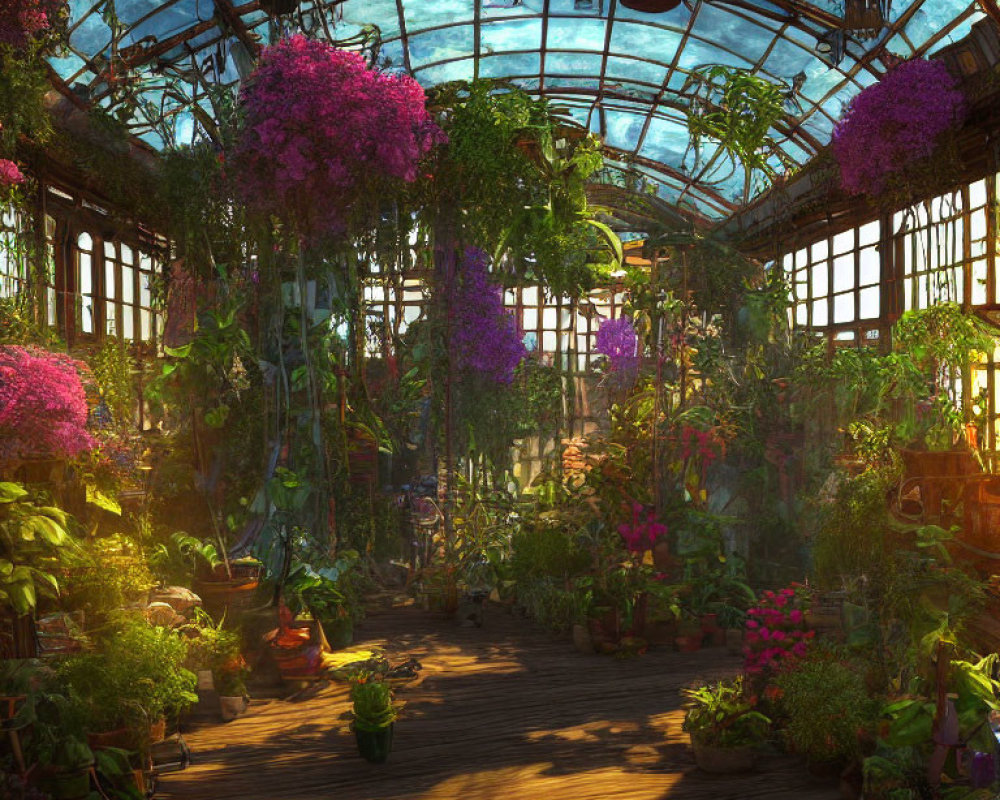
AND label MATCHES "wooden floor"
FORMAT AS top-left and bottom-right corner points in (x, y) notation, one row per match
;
(156, 605), (841, 800)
